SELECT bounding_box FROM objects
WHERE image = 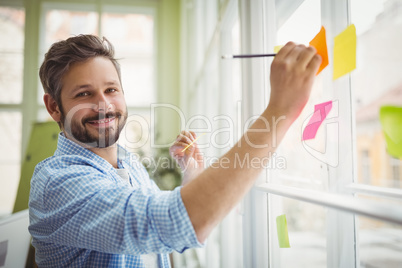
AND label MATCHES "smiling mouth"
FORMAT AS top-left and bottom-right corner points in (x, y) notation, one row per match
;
(87, 117), (116, 127)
